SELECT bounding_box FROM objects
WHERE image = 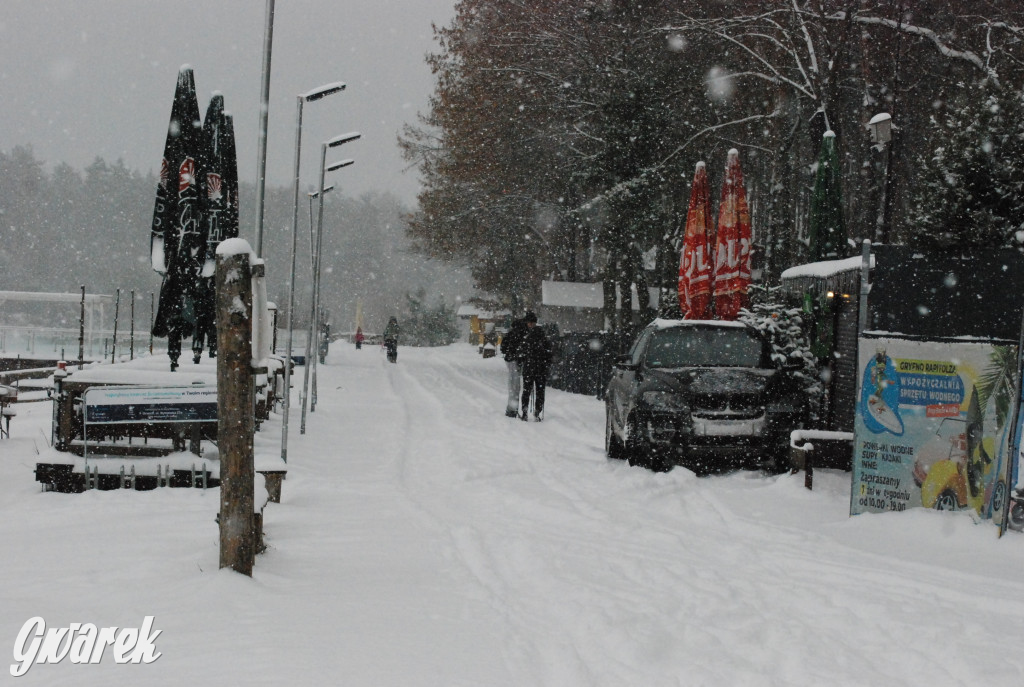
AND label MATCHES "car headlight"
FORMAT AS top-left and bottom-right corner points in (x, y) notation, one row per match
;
(641, 391), (690, 411)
